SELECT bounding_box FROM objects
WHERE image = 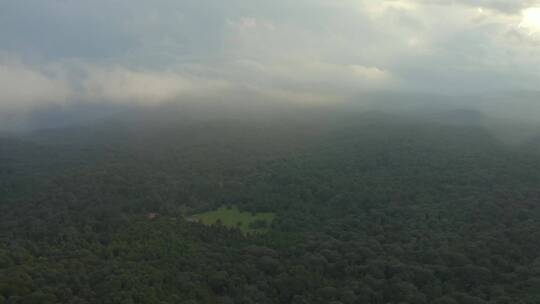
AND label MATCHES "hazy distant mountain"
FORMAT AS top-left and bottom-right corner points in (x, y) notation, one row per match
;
(0, 102), (130, 133)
